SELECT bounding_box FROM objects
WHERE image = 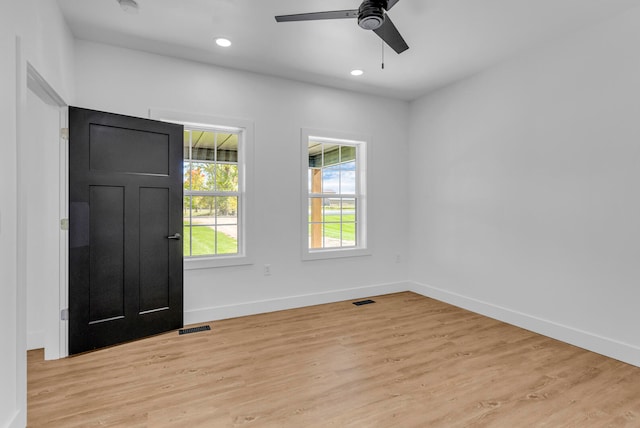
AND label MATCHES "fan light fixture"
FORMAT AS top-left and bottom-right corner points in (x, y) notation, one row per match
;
(357, 0), (385, 30)
(215, 38), (232, 47)
(350, 69), (364, 76)
(117, 0), (139, 14)
(274, 0), (409, 55)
